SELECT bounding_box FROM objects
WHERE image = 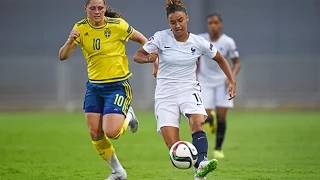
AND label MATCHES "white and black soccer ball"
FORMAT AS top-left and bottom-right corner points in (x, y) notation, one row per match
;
(169, 141), (198, 169)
